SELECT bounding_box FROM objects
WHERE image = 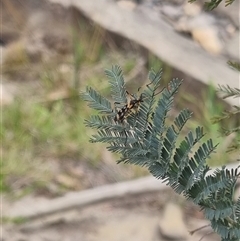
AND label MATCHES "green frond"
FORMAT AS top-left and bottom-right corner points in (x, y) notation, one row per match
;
(189, 0), (236, 10)
(148, 161), (169, 180)
(192, 167), (239, 206)
(151, 78), (182, 136)
(133, 98), (154, 136)
(90, 129), (124, 144)
(150, 96), (168, 142)
(118, 154), (152, 167)
(211, 219), (240, 240)
(174, 109), (193, 130)
(168, 127), (206, 191)
(191, 168), (236, 204)
(167, 78), (183, 95)
(90, 135), (124, 144)
(147, 89), (176, 162)
(164, 126), (178, 156)
(222, 126), (240, 136)
(225, 0), (236, 6)
(228, 61), (240, 72)
(204, 201), (234, 220)
(90, 128), (141, 147)
(235, 198), (240, 218)
(127, 69), (163, 144)
(105, 65), (127, 106)
(82, 66), (239, 240)
(160, 110), (193, 173)
(148, 68), (163, 87)
(204, 0), (223, 10)
(81, 86), (113, 114)
(85, 115), (125, 131)
(108, 144), (149, 162)
(211, 108), (240, 123)
(218, 85), (240, 99)
(124, 100), (152, 146)
(186, 139), (217, 189)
